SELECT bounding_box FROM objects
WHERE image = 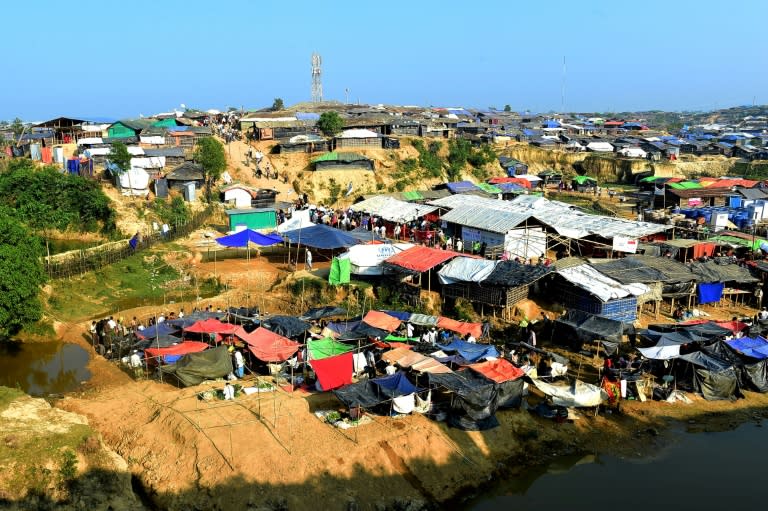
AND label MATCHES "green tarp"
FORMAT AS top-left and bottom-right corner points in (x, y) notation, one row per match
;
(329, 257), (351, 285)
(710, 235), (766, 251)
(159, 345), (233, 387)
(573, 175), (597, 185)
(384, 335), (419, 343)
(308, 338), (353, 360)
(401, 191), (423, 201)
(477, 183), (503, 194)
